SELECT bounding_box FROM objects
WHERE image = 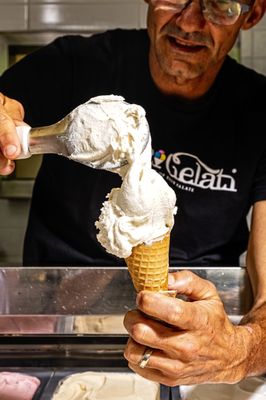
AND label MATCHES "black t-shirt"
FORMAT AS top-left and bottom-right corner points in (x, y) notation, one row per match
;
(1, 29), (266, 267)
